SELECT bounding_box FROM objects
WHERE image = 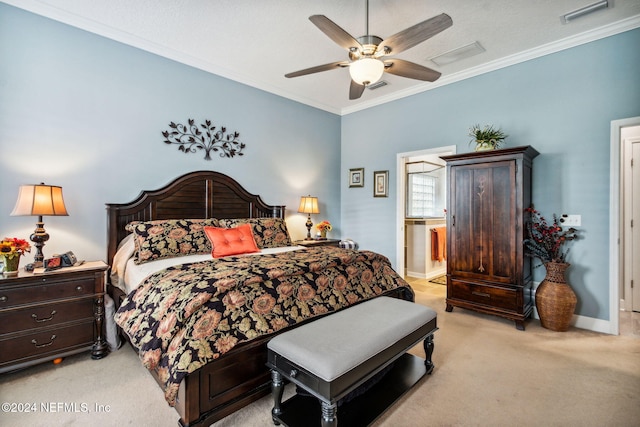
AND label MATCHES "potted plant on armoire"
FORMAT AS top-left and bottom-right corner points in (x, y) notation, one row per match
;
(524, 207), (580, 332)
